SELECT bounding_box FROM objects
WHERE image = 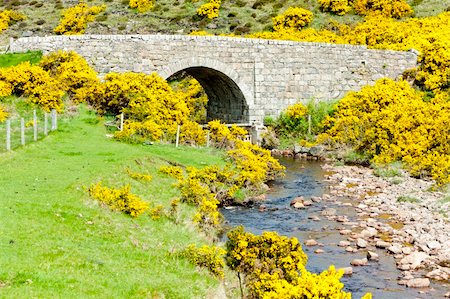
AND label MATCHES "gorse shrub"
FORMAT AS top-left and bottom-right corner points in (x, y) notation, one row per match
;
(0, 9), (26, 33)
(197, 0), (221, 19)
(173, 77), (208, 123)
(88, 182), (149, 217)
(318, 0), (351, 16)
(0, 62), (64, 111)
(226, 227), (369, 298)
(54, 3), (106, 35)
(0, 106), (8, 122)
(353, 0), (413, 18)
(39, 51), (99, 102)
(180, 244), (226, 278)
(272, 7), (313, 32)
(129, 0), (154, 13)
(319, 79), (450, 185)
